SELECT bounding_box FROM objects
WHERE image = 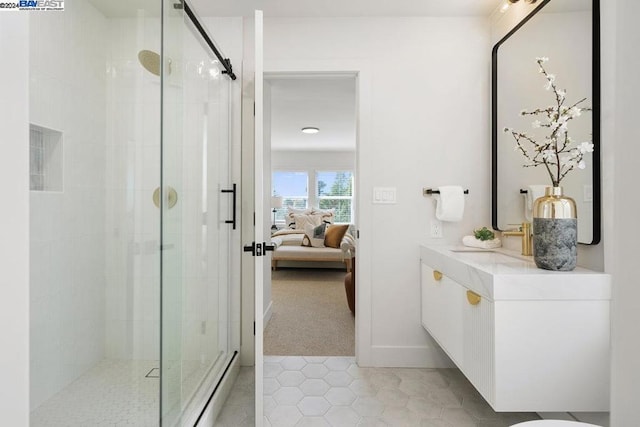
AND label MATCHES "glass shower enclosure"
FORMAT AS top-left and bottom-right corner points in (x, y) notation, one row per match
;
(28, 0), (237, 425)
